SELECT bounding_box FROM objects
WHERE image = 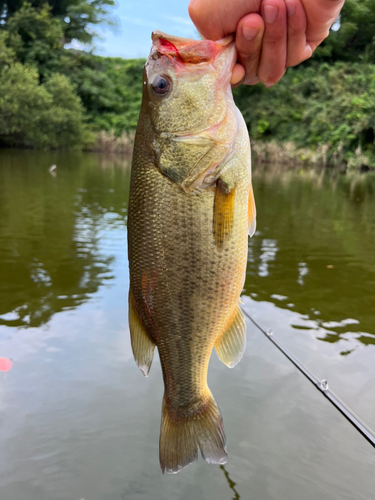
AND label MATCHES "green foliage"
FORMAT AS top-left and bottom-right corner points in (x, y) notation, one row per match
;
(0, 2), (136, 147)
(5, 3), (63, 77)
(0, 31), (15, 69)
(315, 0), (375, 63)
(0, 63), (88, 148)
(60, 0), (116, 44)
(0, 0), (115, 45)
(0, 0), (374, 164)
(42, 72), (90, 147)
(60, 53), (145, 133)
(0, 0), (143, 148)
(233, 62), (375, 168)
